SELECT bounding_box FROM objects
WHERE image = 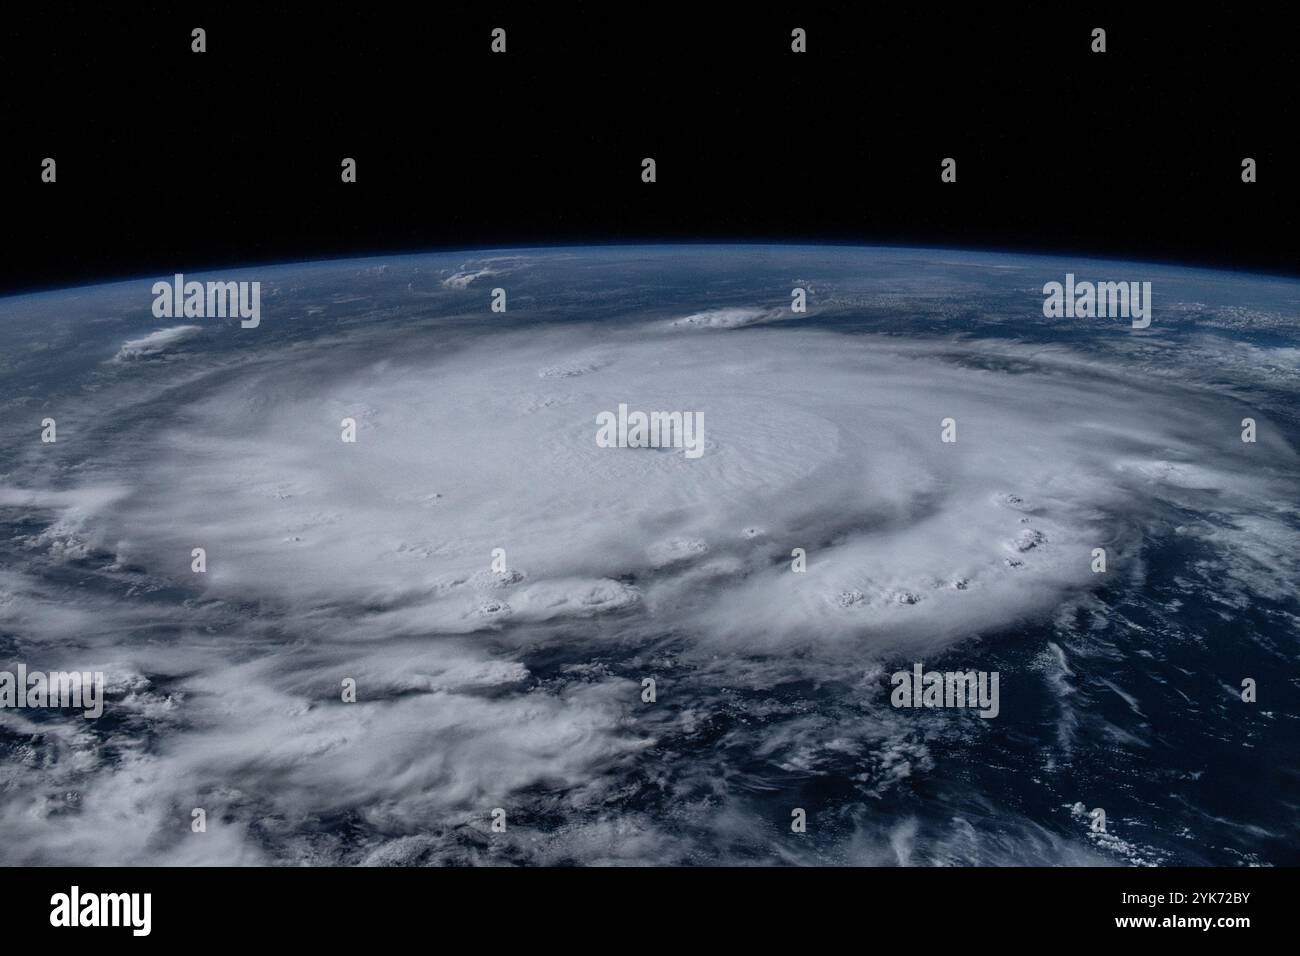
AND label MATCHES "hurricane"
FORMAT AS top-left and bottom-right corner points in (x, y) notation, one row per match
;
(1, 245), (1296, 866)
